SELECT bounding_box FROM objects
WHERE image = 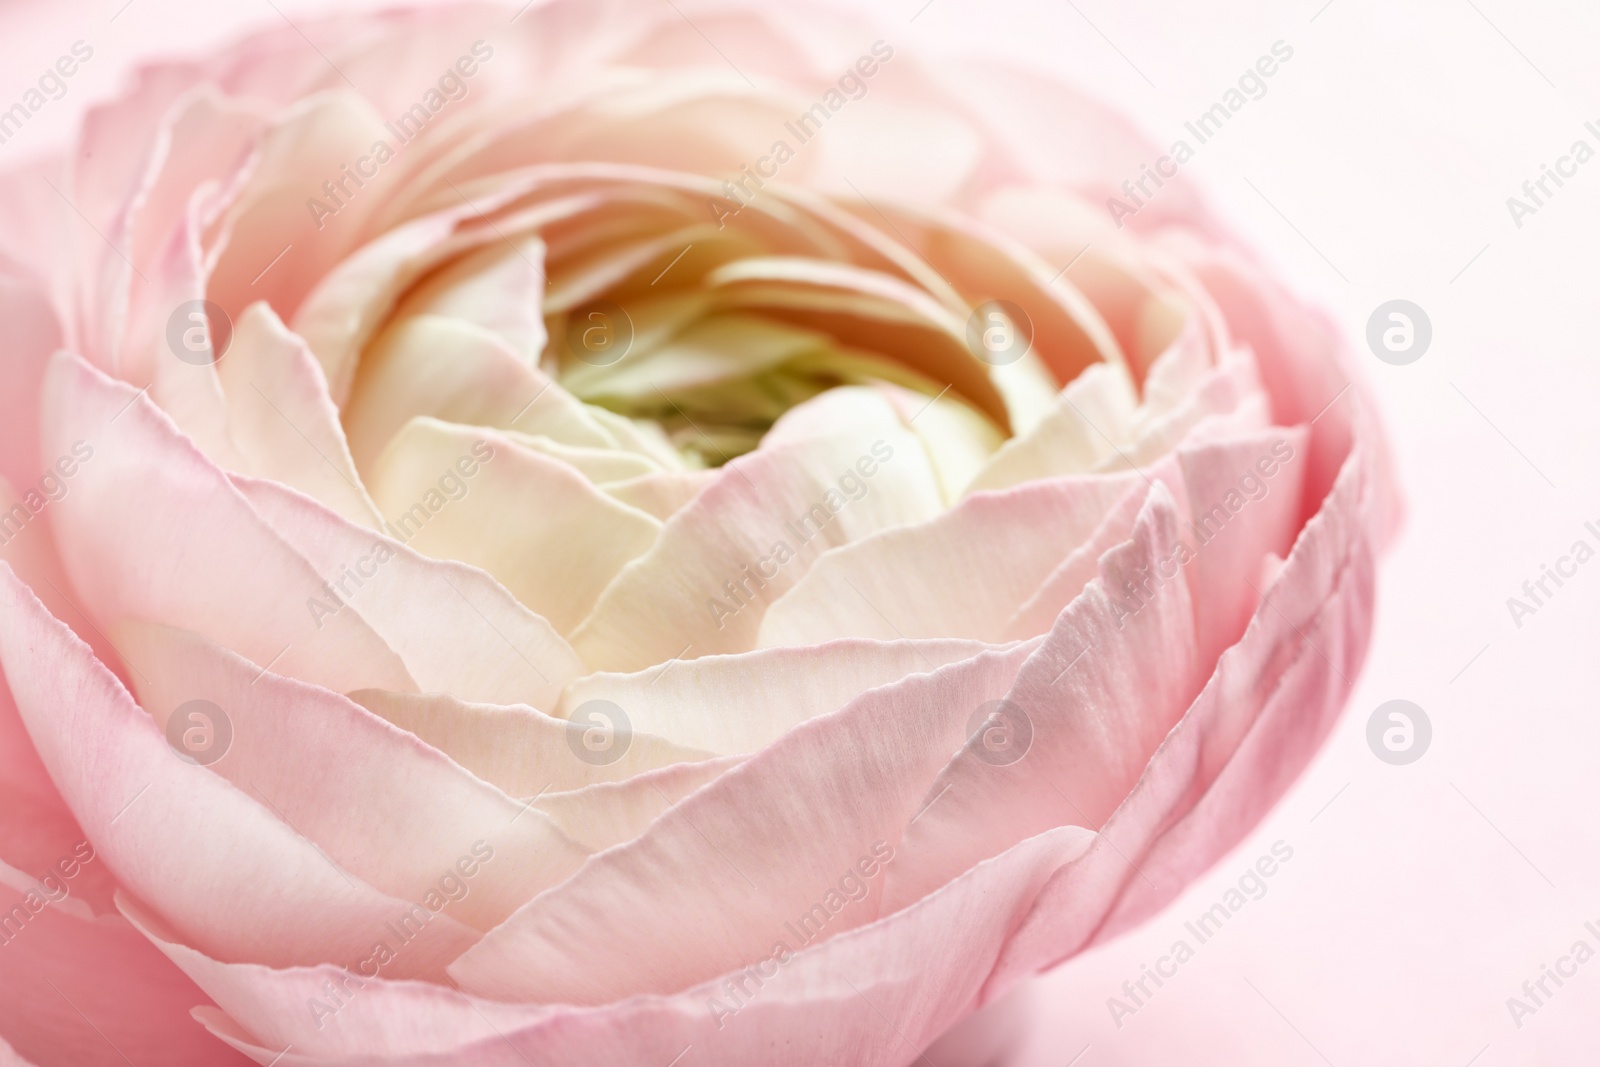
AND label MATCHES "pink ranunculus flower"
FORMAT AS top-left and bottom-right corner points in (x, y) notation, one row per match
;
(0, 2), (1398, 1064)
